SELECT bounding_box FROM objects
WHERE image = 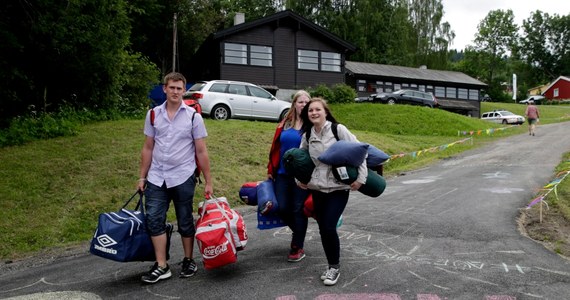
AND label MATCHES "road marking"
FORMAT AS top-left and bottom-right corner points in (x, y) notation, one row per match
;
(480, 187), (525, 194)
